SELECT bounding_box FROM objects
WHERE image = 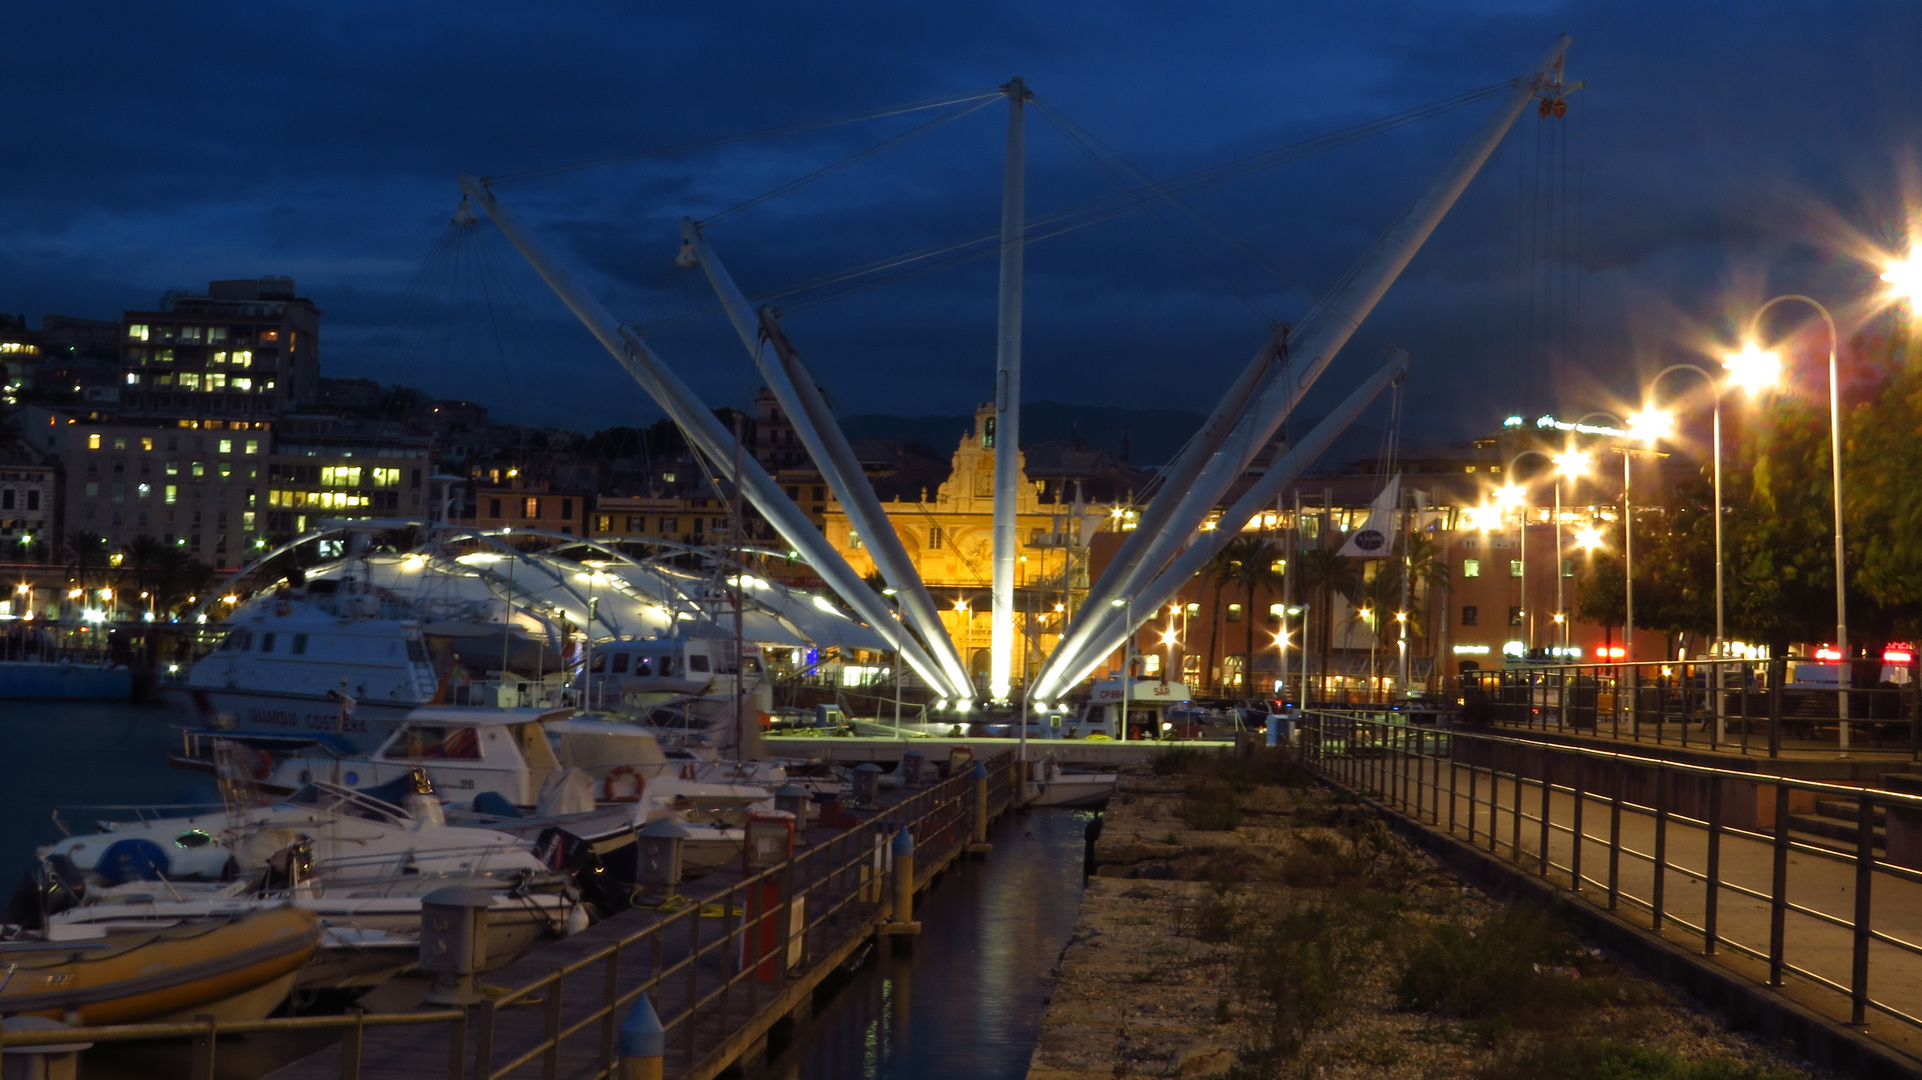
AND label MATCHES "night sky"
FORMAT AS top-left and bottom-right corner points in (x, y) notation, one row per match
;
(4, 2), (1920, 449)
